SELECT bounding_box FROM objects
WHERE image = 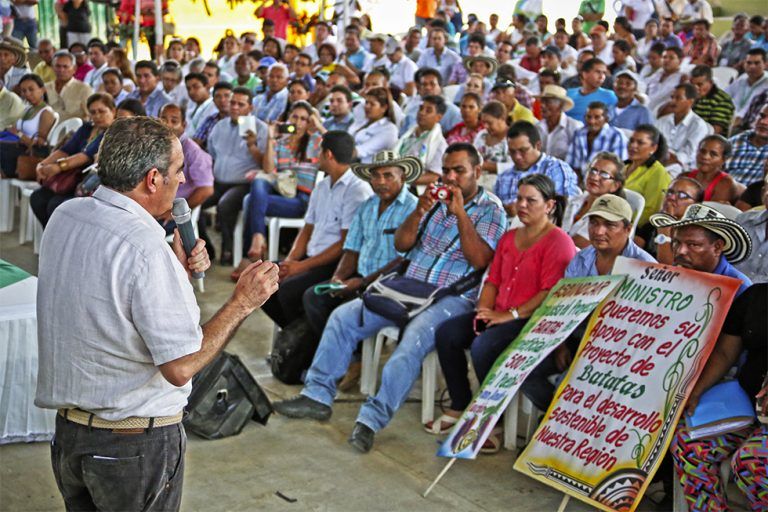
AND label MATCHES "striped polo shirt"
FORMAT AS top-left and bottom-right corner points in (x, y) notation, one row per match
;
(693, 85), (734, 133)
